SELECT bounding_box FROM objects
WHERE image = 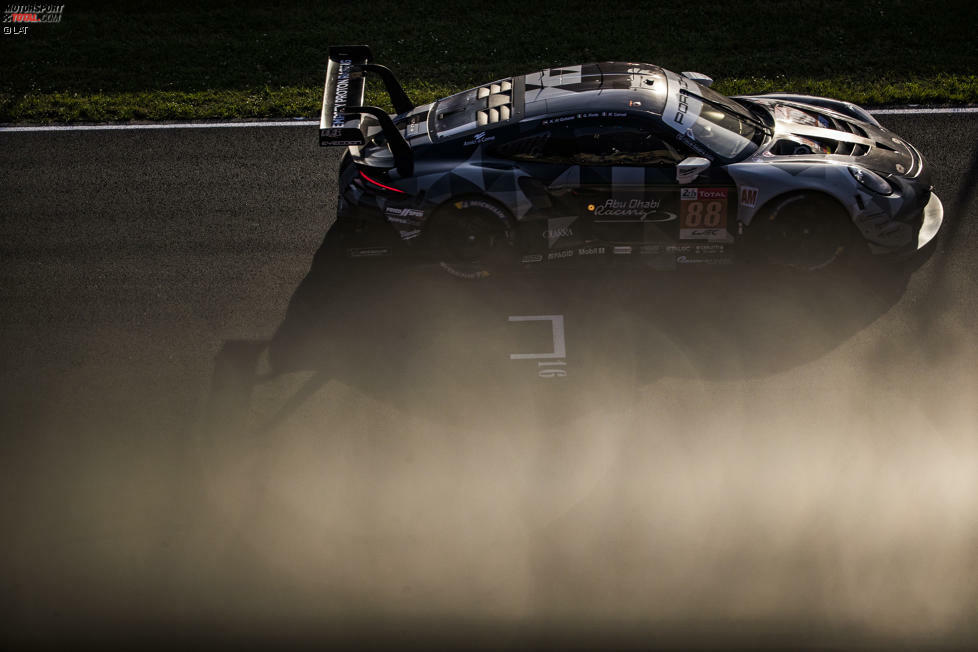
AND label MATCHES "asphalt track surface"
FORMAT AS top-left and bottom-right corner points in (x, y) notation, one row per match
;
(2, 115), (977, 650)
